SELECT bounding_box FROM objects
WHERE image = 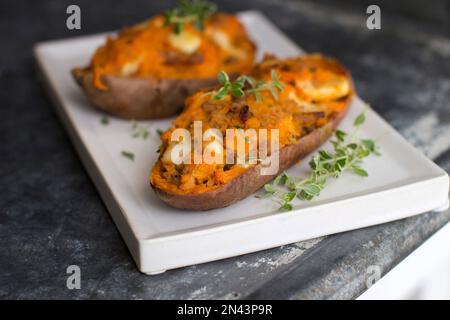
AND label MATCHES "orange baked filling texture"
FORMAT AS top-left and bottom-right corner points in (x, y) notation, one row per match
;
(90, 13), (256, 90)
(151, 54), (353, 195)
